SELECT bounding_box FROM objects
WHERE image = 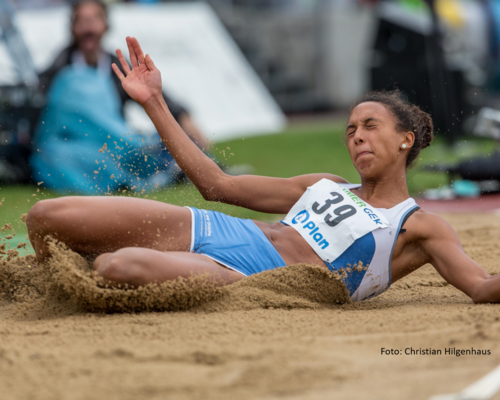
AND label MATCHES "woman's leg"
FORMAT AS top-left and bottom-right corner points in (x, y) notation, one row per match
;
(93, 248), (244, 287)
(26, 196), (193, 263)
